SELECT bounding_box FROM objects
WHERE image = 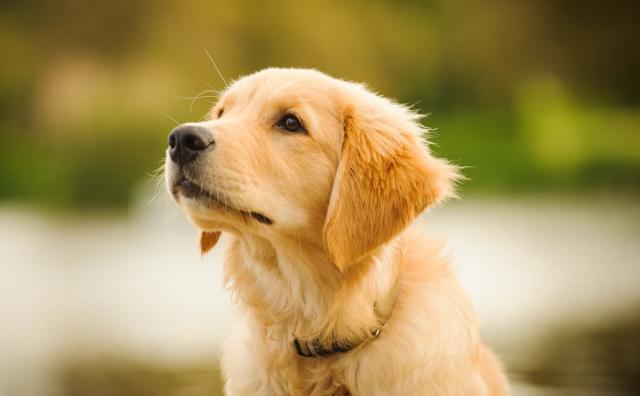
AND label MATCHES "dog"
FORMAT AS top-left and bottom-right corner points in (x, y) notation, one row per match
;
(164, 68), (509, 395)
